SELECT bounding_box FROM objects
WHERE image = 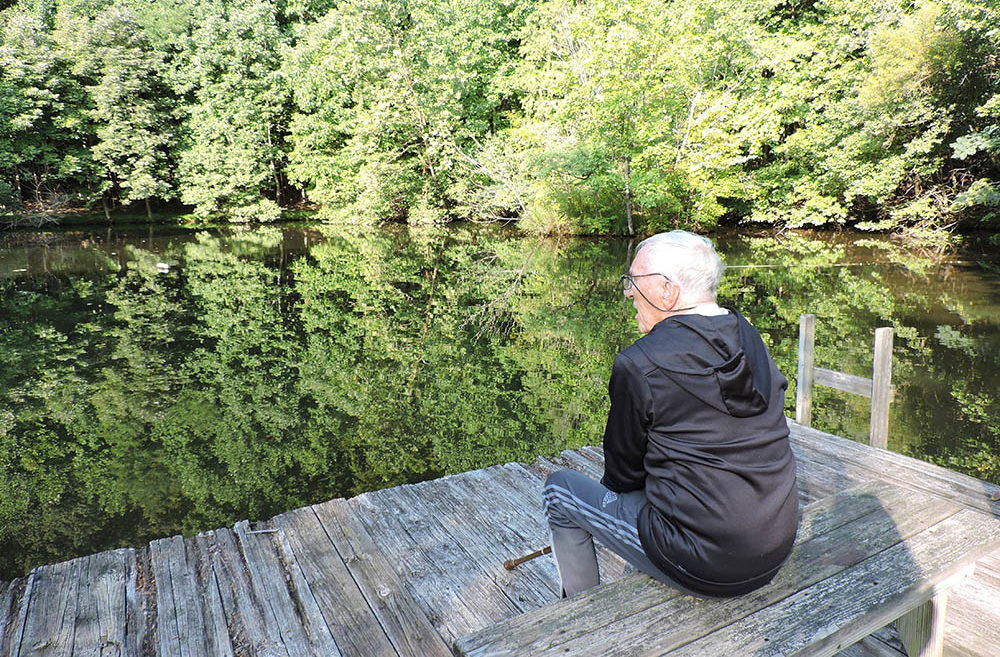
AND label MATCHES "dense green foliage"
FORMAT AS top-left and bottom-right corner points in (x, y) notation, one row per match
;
(2, 226), (998, 578)
(1, 0), (997, 233)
